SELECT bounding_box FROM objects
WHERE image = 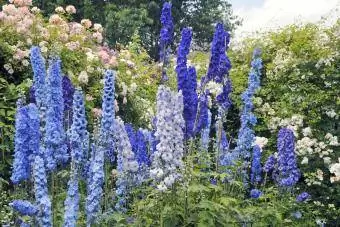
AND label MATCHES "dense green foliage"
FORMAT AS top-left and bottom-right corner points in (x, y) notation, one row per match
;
(31, 0), (240, 59)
